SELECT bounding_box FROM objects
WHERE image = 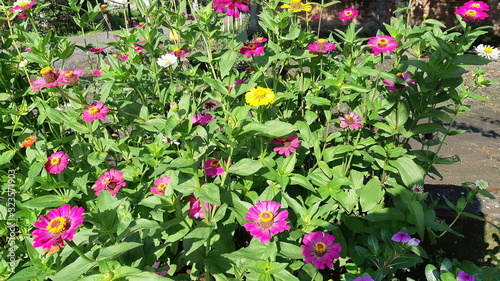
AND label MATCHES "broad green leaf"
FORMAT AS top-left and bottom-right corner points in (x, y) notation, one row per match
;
(22, 195), (67, 208)
(278, 242), (303, 259)
(409, 201), (425, 239)
(219, 50), (238, 78)
(97, 242), (142, 261)
(183, 225), (214, 256)
(87, 151), (107, 166)
(290, 174), (315, 192)
(228, 158), (263, 176)
(389, 157), (424, 187)
(263, 120), (296, 137)
(358, 179), (384, 212)
(51, 257), (97, 281)
(195, 183), (221, 205)
(0, 150), (16, 166)
(304, 95), (331, 106)
(364, 208), (405, 222)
